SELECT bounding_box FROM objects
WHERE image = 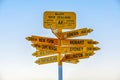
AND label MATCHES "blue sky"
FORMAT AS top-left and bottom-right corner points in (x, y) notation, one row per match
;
(0, 0), (120, 80)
